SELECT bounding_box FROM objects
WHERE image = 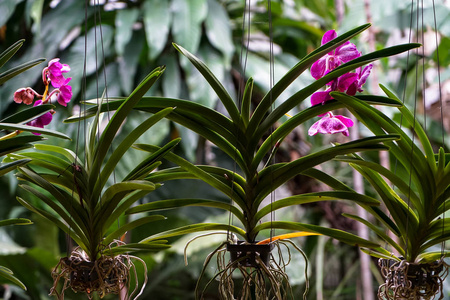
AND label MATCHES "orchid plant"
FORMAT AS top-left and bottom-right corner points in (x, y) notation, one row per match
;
(330, 87), (450, 299)
(67, 24), (419, 299)
(4, 67), (175, 299)
(0, 40), (70, 290)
